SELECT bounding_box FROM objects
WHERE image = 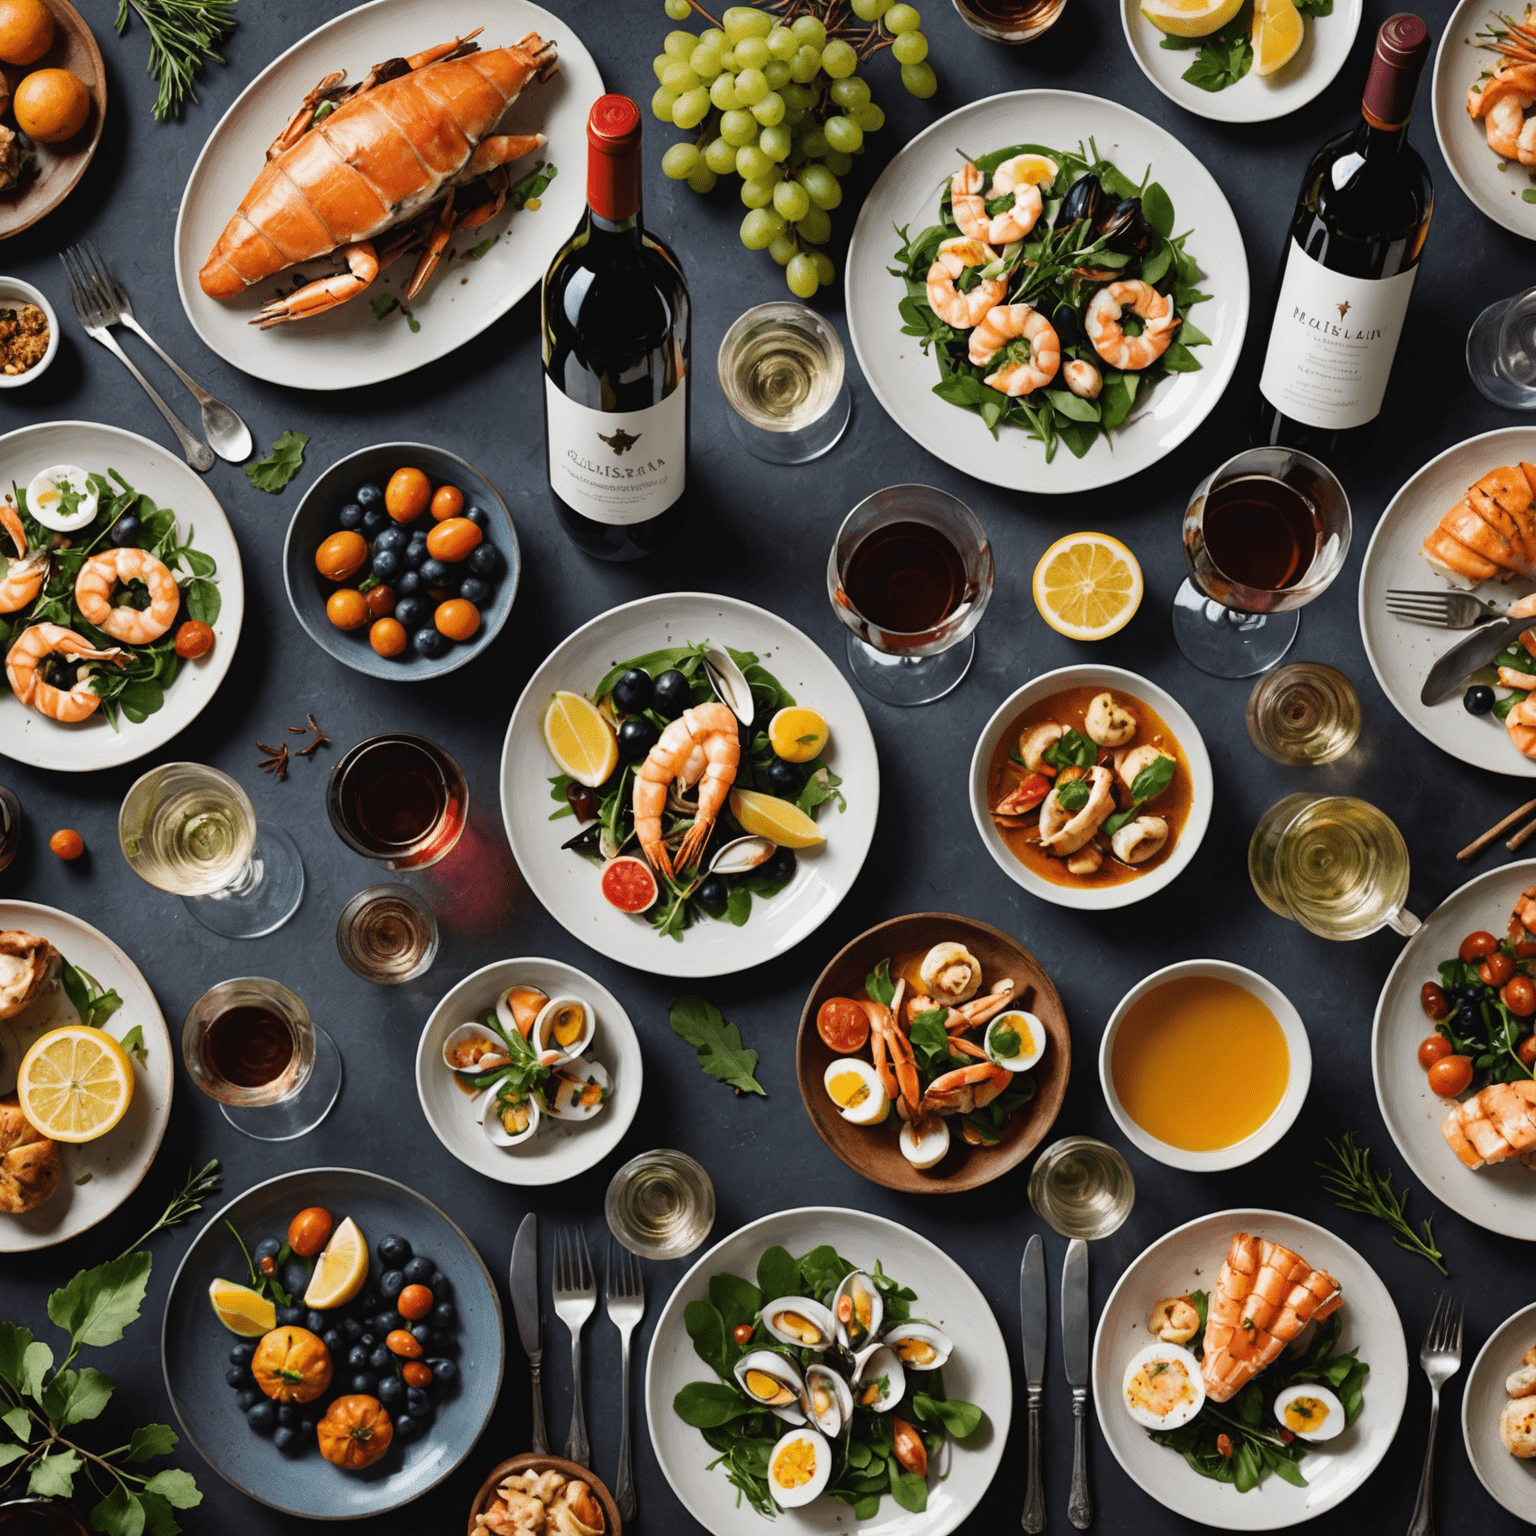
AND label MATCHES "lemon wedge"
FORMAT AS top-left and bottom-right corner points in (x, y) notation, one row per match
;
(729, 788), (827, 849)
(1252, 0), (1304, 75)
(303, 1216), (368, 1309)
(542, 690), (618, 788)
(208, 1278), (277, 1337)
(1139, 0), (1244, 35)
(768, 707), (829, 764)
(1032, 532), (1144, 641)
(15, 1026), (134, 1143)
